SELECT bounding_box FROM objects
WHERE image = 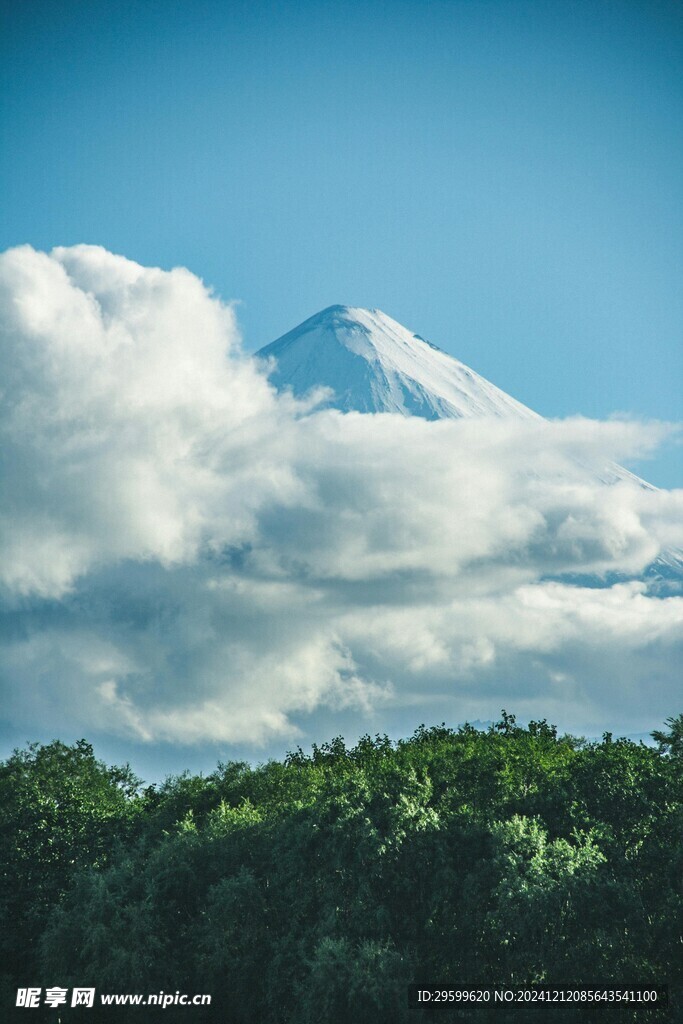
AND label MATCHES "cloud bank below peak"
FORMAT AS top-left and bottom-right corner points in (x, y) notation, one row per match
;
(1, 245), (681, 749)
